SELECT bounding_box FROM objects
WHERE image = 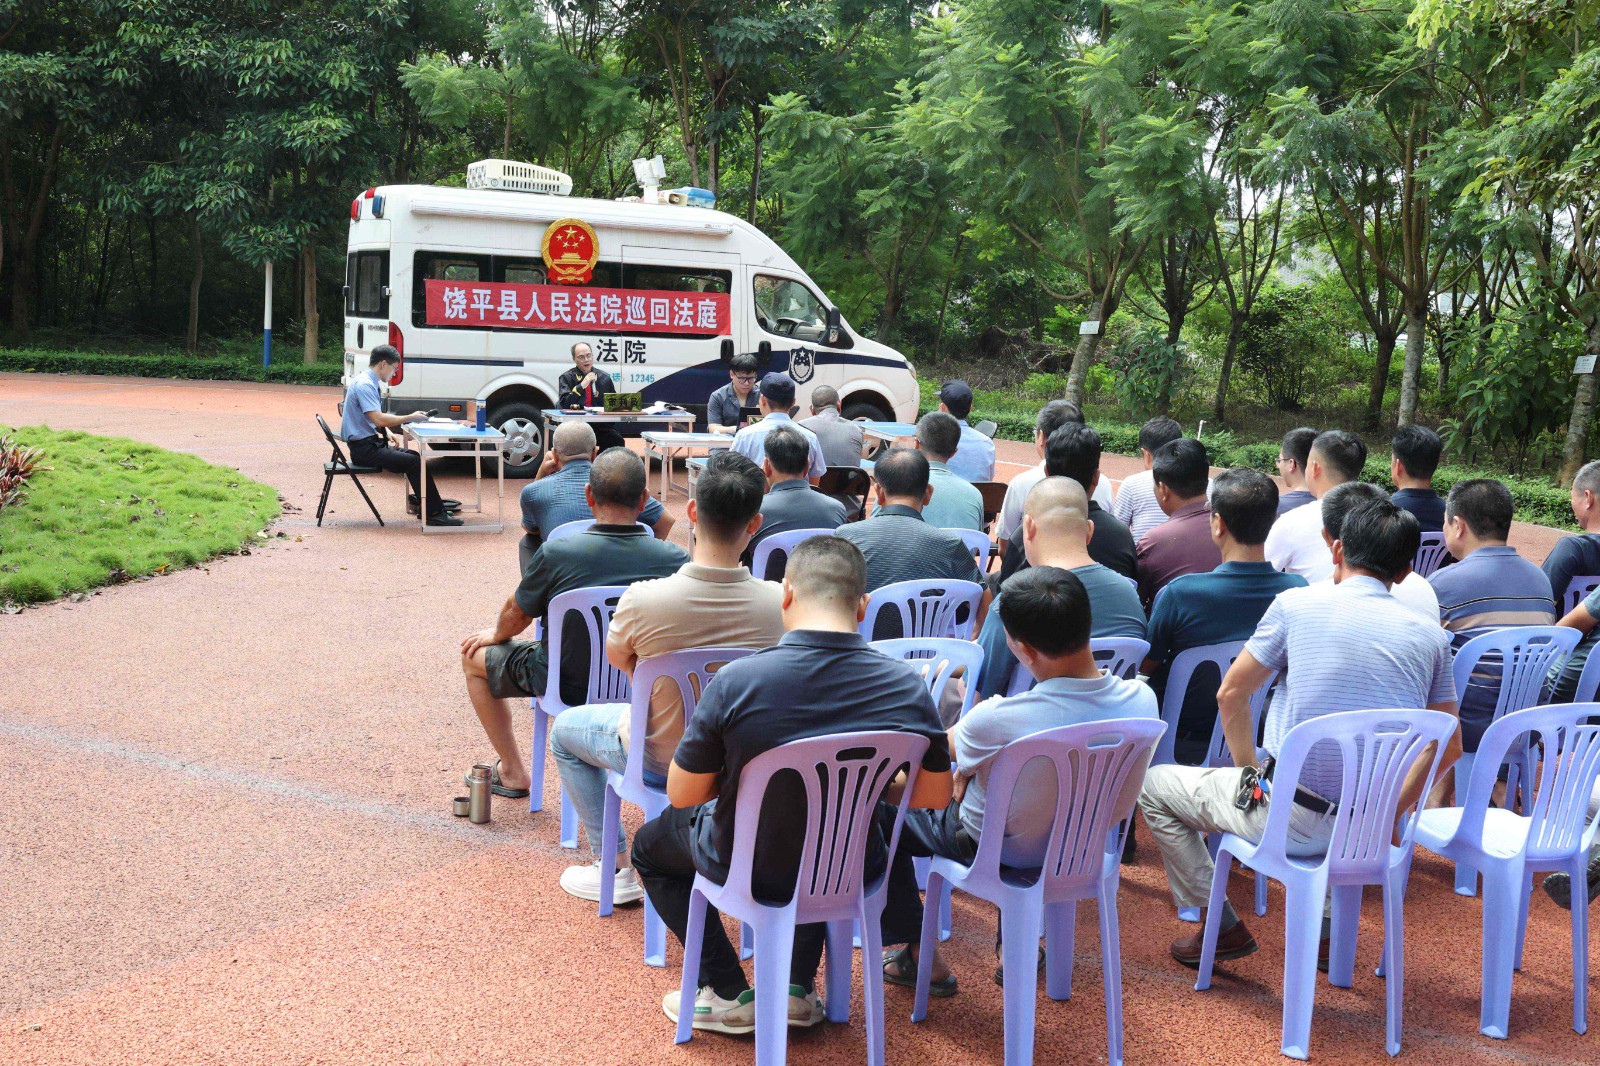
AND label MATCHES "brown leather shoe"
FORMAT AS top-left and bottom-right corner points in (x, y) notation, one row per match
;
(1170, 920), (1259, 968)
